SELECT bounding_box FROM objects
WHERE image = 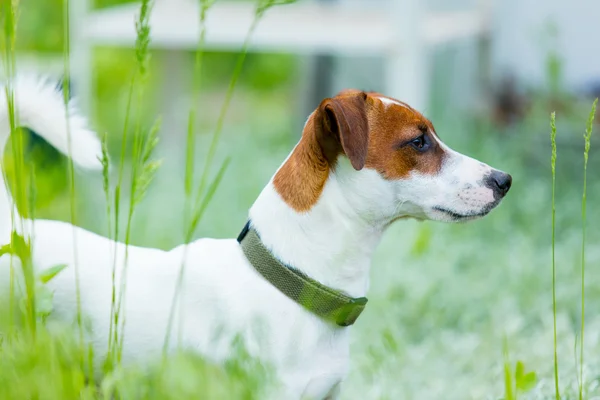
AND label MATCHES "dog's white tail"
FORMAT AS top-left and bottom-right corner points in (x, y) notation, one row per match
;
(0, 76), (102, 229)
